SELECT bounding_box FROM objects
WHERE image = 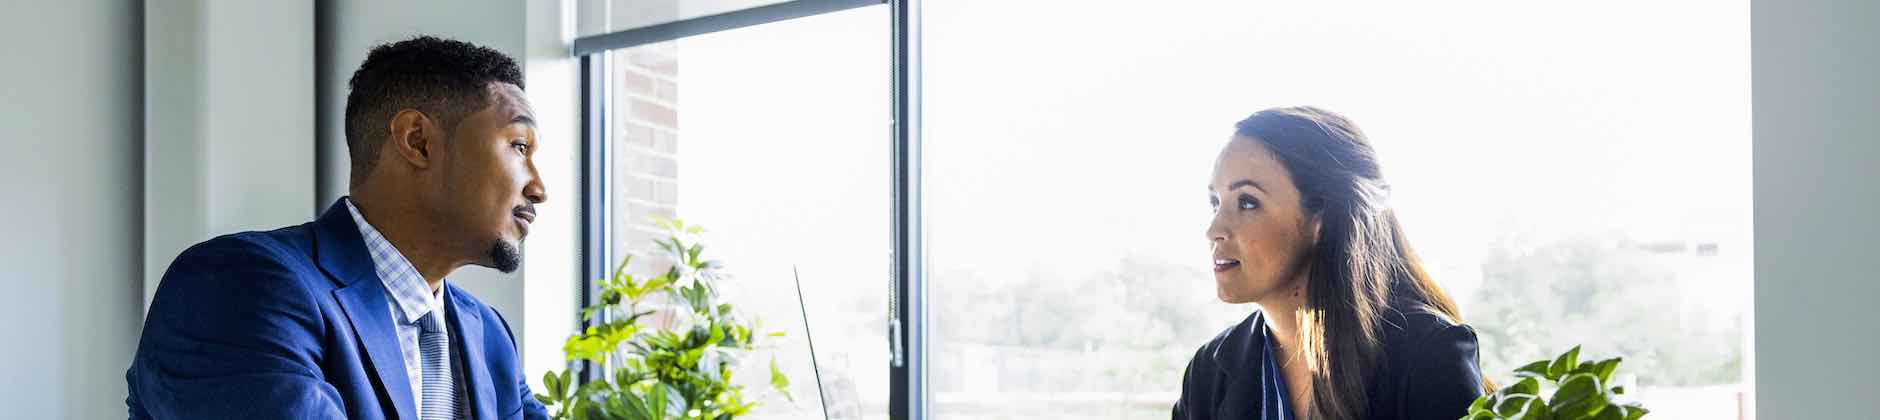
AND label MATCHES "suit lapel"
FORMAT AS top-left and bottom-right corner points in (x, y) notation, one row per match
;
(448, 286), (498, 420)
(334, 279), (421, 420)
(1212, 311), (1267, 420)
(313, 199), (420, 420)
